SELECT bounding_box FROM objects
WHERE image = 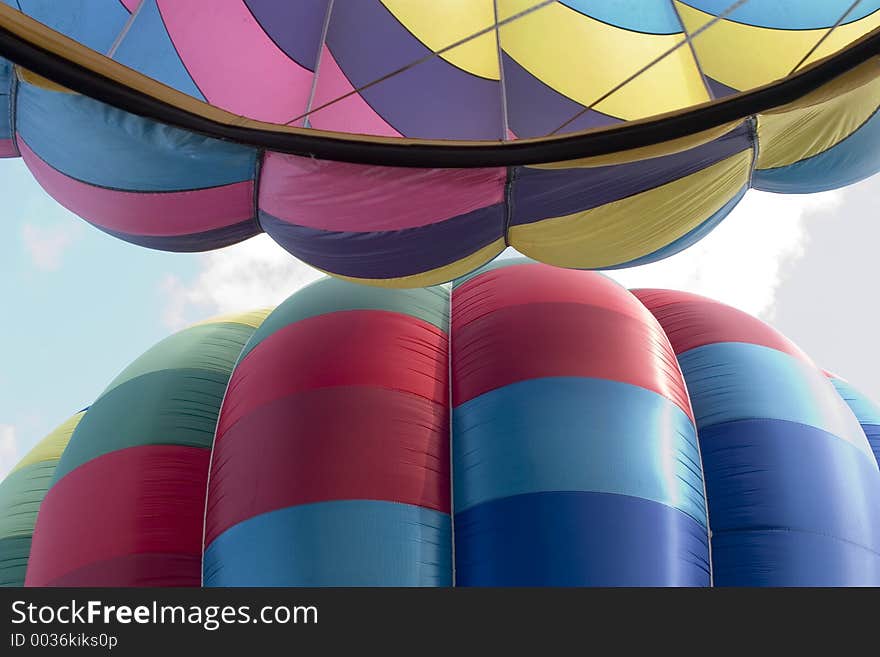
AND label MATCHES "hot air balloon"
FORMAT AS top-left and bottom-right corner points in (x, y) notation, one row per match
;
(0, 1), (877, 286)
(0, 412), (83, 586)
(632, 289), (880, 585)
(21, 309), (269, 587)
(2, 261), (879, 587)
